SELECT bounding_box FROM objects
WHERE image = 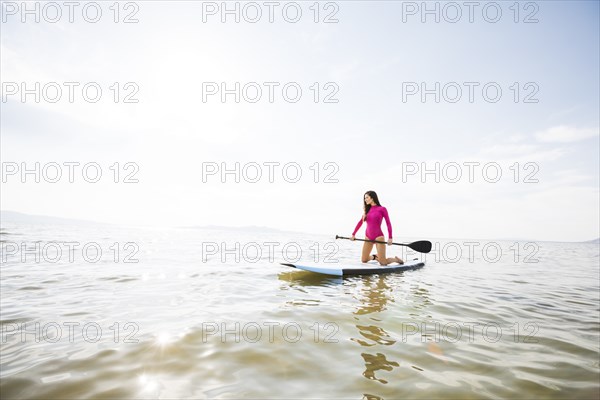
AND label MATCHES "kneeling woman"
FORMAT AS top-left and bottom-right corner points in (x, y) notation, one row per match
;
(351, 191), (404, 266)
